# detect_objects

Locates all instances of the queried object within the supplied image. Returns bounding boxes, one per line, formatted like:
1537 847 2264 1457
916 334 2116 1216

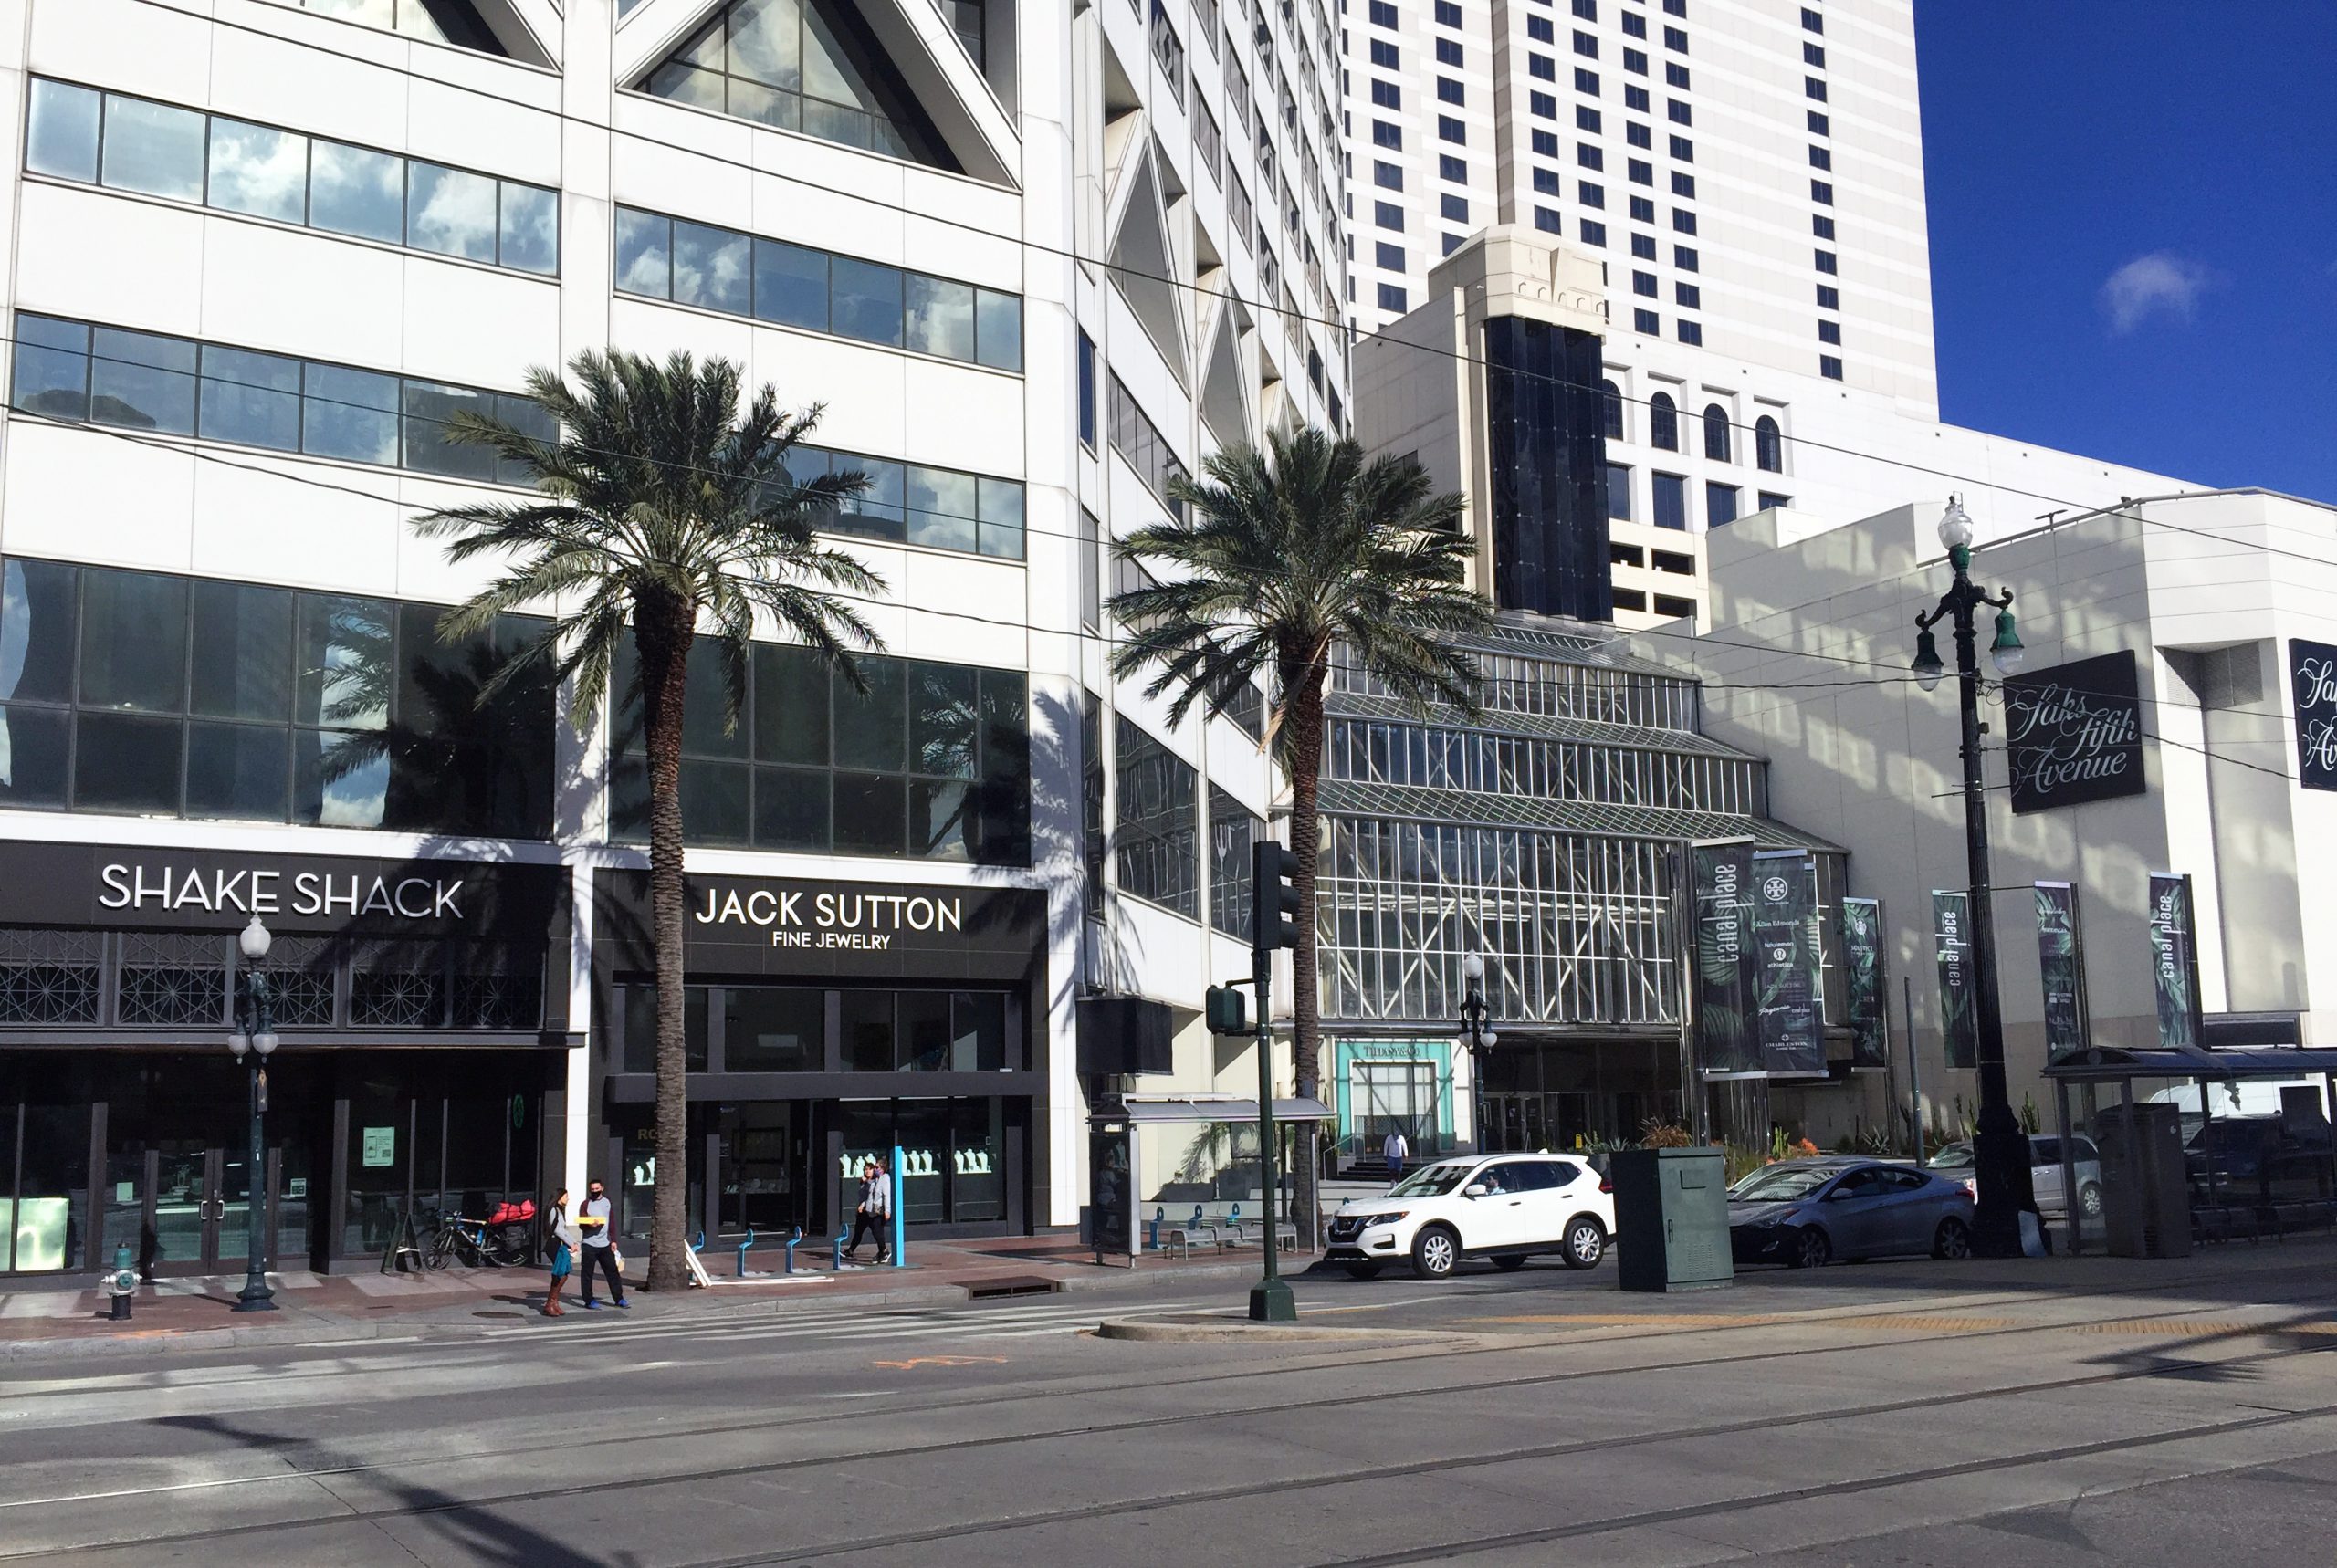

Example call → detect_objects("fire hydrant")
103 1241 138 1322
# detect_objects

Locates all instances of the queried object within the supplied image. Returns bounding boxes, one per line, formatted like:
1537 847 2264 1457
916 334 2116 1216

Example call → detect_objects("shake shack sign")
593 870 1043 982
2002 650 2146 813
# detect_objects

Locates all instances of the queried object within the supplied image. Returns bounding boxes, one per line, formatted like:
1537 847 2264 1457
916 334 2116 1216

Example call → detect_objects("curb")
1095 1314 1458 1343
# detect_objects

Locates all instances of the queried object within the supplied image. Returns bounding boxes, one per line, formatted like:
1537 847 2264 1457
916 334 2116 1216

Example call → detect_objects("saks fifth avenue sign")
2002 650 2148 814
2289 639 2337 790
695 884 964 952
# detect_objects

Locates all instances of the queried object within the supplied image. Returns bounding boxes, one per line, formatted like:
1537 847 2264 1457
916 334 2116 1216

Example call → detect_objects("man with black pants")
576 1178 629 1309
842 1157 892 1264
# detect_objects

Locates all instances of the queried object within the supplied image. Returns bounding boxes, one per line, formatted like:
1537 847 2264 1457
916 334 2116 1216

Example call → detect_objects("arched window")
1649 392 1678 451
1600 380 1624 440
1755 415 1784 473
1703 404 1731 463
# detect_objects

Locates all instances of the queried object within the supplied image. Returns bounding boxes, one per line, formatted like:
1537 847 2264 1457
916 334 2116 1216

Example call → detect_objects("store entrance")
101 1059 314 1279
147 1143 255 1274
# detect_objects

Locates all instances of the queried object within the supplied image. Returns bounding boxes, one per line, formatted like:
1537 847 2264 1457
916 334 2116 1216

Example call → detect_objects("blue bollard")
891 1145 907 1268
736 1228 756 1278
783 1227 802 1274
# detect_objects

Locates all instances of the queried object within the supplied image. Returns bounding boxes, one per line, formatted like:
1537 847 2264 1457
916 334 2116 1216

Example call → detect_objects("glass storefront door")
717 1103 809 1236
145 1142 257 1274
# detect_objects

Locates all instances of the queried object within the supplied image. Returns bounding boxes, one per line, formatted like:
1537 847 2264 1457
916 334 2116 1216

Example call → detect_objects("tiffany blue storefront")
1333 1038 1462 1160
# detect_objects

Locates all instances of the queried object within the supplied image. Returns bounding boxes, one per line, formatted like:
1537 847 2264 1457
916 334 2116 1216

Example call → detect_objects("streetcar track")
8 1289 2335 1559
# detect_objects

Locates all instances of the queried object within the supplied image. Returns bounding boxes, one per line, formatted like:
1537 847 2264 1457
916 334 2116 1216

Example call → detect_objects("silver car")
1729 1158 1977 1269
1926 1134 2102 1219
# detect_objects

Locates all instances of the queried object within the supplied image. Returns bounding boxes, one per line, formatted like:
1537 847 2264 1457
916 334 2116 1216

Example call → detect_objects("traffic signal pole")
1250 839 1302 1323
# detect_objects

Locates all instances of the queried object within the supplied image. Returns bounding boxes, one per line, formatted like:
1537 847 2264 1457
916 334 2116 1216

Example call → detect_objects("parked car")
1729 1158 1975 1269
1926 1134 2102 1218
1325 1154 1617 1280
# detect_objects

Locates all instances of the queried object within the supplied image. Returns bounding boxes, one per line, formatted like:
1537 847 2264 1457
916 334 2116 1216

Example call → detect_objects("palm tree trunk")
638 595 696 1293
1284 657 1327 1239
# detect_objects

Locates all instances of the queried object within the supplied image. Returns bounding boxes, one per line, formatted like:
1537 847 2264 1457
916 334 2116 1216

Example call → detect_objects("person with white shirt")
842 1156 893 1264
574 1178 628 1310
1383 1126 1410 1181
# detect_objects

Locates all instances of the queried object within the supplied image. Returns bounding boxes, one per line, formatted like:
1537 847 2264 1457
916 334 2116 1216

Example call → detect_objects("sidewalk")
0 1233 1290 1362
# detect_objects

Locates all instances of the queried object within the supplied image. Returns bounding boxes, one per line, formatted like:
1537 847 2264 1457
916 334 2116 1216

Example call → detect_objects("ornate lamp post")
1910 496 2037 1258
1459 953 1500 1153
227 915 280 1312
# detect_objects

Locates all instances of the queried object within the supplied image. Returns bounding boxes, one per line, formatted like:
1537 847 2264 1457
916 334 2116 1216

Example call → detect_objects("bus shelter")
2042 1043 2337 1255
1090 1094 1333 1259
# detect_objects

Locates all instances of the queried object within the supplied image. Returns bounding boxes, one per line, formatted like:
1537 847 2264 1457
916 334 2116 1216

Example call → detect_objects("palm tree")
414 349 883 1291
1106 426 1493 1100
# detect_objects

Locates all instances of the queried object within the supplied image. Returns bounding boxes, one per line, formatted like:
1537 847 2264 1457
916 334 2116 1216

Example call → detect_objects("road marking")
1476 1312 1788 1327
870 1354 1009 1370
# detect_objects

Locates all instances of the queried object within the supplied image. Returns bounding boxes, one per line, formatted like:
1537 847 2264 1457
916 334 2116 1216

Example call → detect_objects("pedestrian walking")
542 1188 581 1318
841 1156 892 1264
1383 1125 1410 1181
575 1177 629 1309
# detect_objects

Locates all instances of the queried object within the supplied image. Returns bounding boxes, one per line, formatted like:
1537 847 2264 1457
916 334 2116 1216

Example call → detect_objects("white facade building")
0 0 1347 1281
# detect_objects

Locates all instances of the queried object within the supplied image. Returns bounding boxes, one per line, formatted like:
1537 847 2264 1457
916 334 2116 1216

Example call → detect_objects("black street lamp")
228 915 280 1312
1459 954 1500 1153
1910 496 2038 1258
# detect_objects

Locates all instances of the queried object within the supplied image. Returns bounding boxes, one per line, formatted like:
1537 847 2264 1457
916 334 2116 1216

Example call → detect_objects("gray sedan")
1728 1158 1976 1269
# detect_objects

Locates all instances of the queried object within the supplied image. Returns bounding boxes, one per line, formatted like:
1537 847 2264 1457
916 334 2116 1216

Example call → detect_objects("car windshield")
1730 1165 1841 1202
1387 1163 1474 1198
1925 1142 1976 1169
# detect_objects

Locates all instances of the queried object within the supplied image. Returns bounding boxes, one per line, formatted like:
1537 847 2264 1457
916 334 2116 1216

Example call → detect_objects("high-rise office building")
0 0 1344 1281
1340 0 2185 629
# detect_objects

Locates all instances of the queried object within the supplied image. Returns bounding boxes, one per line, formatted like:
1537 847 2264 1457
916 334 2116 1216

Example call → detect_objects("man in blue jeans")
842 1157 893 1264
575 1178 629 1309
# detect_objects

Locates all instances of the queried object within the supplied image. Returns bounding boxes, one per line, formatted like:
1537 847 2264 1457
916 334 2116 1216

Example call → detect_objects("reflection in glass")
975 289 1023 371
0 705 68 807
1 559 79 704
296 728 390 826
753 768 830 849
681 759 752 845
497 183 560 275
79 570 188 713
753 643 829 765
404 162 499 261
614 208 673 298
11 315 91 422
907 465 977 553
753 237 828 330
206 119 309 223
198 346 302 450
26 79 100 182
725 986 822 1071
976 477 1024 559
89 328 196 434
910 663 979 777
301 363 402 465
75 711 183 812
833 657 907 770
903 274 975 361
190 580 294 719
830 257 903 346
100 97 205 200
296 595 393 730
910 779 970 861
674 220 753 314
309 140 406 244
621 985 710 1073
186 722 291 821
402 381 498 480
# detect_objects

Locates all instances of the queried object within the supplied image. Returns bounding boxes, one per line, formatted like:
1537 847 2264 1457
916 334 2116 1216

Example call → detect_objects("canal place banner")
2001 650 2147 814
2289 639 2337 790
1932 891 1977 1071
1840 896 1888 1071
2034 882 2089 1062
1692 840 1759 1076
1752 850 1824 1077
2147 873 2204 1051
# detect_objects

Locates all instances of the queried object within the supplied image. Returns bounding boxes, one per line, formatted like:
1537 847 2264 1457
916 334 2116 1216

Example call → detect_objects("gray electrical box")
1611 1145 1734 1292
2096 1102 2191 1259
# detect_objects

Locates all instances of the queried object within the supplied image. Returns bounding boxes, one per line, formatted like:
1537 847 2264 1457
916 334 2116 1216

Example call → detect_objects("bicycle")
421 1205 537 1270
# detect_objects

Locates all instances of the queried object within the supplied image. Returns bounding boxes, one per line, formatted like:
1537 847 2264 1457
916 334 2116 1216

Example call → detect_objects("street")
5 1246 2337 1566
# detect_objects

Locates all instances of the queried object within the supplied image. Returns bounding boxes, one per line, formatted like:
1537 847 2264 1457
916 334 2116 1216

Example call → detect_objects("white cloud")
2099 252 2212 334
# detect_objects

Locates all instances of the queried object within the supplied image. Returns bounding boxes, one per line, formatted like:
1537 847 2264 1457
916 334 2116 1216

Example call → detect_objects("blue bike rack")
832 1229 846 1270
735 1228 757 1278
783 1227 802 1274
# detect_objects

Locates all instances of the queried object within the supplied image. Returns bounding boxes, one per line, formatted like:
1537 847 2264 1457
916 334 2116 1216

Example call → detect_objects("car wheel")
1342 1262 1384 1281
1933 1217 1973 1260
1410 1224 1460 1281
1560 1217 1607 1270
1789 1226 1831 1270
2079 1182 2103 1218
1493 1253 1529 1271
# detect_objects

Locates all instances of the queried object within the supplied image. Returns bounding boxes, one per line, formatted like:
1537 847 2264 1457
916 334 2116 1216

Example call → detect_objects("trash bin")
1611 1145 1733 1292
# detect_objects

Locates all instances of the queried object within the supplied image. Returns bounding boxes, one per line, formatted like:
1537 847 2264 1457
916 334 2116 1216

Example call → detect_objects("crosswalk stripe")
475 1298 1200 1348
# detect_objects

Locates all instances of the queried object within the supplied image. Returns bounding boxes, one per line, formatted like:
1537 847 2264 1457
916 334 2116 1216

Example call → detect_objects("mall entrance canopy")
2042 1039 2337 1254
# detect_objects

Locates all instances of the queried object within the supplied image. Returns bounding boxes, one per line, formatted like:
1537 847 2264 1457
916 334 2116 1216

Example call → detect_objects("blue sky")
1914 0 2337 504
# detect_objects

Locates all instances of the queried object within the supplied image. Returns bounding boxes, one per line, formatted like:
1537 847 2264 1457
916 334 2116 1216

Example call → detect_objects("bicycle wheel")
424 1226 458 1271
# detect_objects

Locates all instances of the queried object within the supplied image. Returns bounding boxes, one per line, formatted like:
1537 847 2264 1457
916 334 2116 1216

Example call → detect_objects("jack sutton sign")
2290 639 2337 790
2002 651 2147 814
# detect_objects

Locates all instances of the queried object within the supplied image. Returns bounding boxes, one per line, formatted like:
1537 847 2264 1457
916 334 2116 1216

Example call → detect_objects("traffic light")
1252 841 1304 953
1205 985 1248 1035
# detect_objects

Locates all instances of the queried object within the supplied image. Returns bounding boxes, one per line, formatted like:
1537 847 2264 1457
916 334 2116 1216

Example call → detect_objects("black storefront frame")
0 843 579 1281
588 870 1051 1243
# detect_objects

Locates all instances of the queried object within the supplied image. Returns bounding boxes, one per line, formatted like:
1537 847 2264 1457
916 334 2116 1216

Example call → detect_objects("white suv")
1326 1155 1617 1280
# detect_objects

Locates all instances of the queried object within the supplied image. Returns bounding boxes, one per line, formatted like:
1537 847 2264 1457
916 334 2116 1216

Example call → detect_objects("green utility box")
1611 1145 1734 1292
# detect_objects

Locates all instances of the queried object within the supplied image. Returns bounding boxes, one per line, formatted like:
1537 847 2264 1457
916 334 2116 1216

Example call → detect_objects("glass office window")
1115 715 1199 918
25 79 100 183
